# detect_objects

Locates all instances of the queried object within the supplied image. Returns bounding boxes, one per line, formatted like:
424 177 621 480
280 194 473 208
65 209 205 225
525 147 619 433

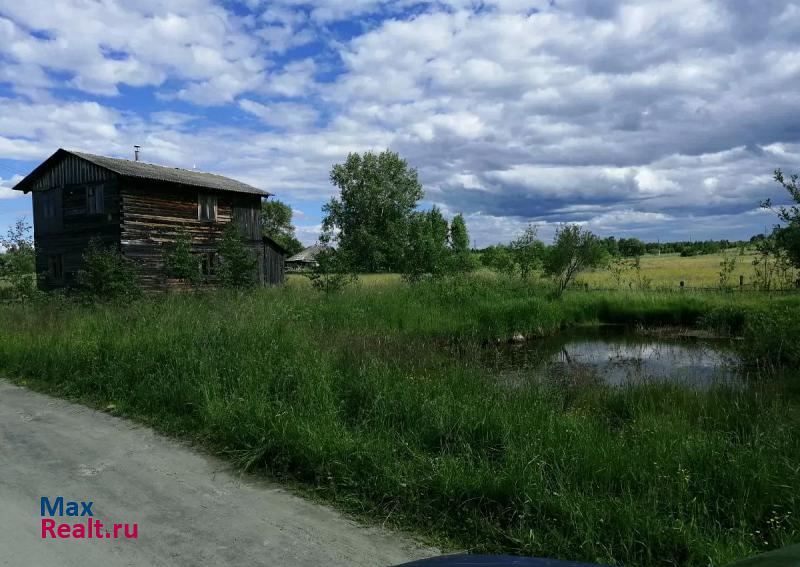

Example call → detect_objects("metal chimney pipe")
134 145 141 162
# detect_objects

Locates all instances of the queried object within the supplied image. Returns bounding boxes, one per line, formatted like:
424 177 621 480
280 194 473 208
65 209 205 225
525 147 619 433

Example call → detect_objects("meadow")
578 250 761 289
1 274 799 567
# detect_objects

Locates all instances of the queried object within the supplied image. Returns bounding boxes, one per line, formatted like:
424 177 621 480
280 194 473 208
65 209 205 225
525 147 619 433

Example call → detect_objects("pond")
483 326 748 389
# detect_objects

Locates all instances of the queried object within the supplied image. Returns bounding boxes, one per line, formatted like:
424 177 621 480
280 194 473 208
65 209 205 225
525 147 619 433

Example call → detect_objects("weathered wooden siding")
30 155 121 289
119 180 265 291
264 240 285 285
28 154 112 191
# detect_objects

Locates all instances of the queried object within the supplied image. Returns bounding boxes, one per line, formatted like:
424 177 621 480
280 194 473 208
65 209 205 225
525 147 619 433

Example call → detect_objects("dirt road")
0 380 435 567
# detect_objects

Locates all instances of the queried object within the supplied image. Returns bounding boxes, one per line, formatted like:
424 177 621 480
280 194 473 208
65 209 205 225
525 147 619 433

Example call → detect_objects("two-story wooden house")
13 148 285 291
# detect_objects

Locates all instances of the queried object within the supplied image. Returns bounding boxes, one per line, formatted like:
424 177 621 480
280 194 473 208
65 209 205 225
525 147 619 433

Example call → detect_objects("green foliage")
0 218 36 301
305 247 357 293
401 207 450 282
76 238 141 300
449 214 469 253
762 169 800 269
218 222 258 289
544 224 606 296
718 254 738 291
618 237 646 257
606 256 651 289
261 199 303 256
162 229 200 284
2 285 800 567
480 245 516 275
751 235 796 291
323 150 423 272
510 225 546 279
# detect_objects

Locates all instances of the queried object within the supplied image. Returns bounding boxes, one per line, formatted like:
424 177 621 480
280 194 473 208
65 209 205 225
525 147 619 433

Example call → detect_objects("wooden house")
13 148 285 291
285 244 328 272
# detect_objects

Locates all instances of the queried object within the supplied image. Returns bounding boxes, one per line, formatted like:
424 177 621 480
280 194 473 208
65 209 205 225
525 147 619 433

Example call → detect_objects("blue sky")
1 0 799 246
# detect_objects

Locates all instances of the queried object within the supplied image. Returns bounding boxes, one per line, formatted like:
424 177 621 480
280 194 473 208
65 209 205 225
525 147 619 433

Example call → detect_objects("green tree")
305 247 357 293
510 225 546 279
449 214 469 253
162 229 200 284
322 150 423 272
763 169 800 268
76 239 141 300
543 224 606 297
401 207 450 282
261 199 303 256
618 238 646 258
0 218 36 300
447 213 476 274
219 222 258 289
481 245 515 275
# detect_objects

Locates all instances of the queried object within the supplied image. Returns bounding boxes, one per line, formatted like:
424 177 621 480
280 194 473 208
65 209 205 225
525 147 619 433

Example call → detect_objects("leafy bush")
305 247 357 293
76 238 141 300
0 218 36 301
218 223 258 289
162 229 200 284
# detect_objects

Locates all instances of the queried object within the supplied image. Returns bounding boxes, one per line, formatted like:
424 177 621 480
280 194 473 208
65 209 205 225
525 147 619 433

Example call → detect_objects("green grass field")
578 251 762 289
288 250 777 290
1 277 799 567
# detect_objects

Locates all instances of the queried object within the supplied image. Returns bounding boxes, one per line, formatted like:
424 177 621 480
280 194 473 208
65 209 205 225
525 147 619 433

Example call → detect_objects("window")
42 190 57 219
198 194 217 221
48 254 63 281
86 185 104 214
200 252 218 276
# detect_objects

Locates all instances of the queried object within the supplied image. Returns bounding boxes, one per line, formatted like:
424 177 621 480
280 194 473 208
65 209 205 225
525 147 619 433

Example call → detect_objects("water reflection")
484 327 744 389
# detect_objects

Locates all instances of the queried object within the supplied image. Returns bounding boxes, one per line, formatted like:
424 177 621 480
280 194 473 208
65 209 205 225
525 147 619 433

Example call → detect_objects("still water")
483 326 745 389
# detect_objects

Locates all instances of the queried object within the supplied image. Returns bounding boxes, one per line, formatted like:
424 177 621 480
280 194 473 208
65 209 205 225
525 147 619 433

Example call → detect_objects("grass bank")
1 277 799 567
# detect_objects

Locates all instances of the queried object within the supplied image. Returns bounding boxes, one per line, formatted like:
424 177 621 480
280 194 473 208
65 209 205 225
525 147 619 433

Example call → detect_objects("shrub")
305 248 357 293
76 238 141 300
218 223 258 289
162 229 200 284
0 218 37 301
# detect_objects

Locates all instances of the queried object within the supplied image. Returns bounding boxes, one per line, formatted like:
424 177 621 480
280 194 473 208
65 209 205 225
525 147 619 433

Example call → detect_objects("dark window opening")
48 254 63 281
86 185 104 214
42 190 58 219
200 252 218 276
198 194 217 221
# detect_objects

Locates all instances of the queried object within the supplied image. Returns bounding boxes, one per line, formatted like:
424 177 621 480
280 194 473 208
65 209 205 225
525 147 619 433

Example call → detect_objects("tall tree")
261 199 303 256
511 224 546 279
763 169 800 268
0 218 36 300
543 224 606 297
401 206 450 281
450 214 469 253
322 150 423 272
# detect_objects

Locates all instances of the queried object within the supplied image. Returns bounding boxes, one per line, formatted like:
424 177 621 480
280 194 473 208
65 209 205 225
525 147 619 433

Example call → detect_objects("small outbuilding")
286 244 327 272
14 148 285 291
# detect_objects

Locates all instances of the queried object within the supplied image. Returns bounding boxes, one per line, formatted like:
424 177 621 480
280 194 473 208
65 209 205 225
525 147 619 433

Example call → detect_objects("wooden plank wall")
263 241 285 285
30 155 120 289
119 180 266 291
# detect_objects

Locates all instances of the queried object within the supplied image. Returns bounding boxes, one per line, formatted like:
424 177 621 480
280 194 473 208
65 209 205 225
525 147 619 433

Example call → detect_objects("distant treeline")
479 235 763 259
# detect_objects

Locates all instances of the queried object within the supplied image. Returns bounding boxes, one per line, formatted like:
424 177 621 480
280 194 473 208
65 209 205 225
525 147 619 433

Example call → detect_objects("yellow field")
578 250 762 289
287 251 767 290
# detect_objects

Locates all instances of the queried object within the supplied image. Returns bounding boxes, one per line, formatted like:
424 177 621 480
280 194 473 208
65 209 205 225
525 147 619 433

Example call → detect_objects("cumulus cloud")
0 175 24 199
0 0 799 245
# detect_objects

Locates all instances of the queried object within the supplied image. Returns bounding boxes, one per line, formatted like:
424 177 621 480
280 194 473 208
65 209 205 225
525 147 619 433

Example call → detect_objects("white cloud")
1 0 799 246
0 175 24 199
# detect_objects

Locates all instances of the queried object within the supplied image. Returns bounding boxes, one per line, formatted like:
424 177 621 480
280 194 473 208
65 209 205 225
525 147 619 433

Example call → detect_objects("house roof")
14 148 271 196
263 235 288 255
287 244 328 263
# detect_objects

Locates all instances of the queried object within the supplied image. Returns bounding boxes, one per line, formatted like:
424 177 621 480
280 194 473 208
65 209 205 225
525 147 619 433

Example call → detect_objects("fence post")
739 275 744 288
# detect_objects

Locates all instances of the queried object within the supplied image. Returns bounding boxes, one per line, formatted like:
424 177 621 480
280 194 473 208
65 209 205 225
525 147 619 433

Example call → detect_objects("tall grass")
1 278 799 566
